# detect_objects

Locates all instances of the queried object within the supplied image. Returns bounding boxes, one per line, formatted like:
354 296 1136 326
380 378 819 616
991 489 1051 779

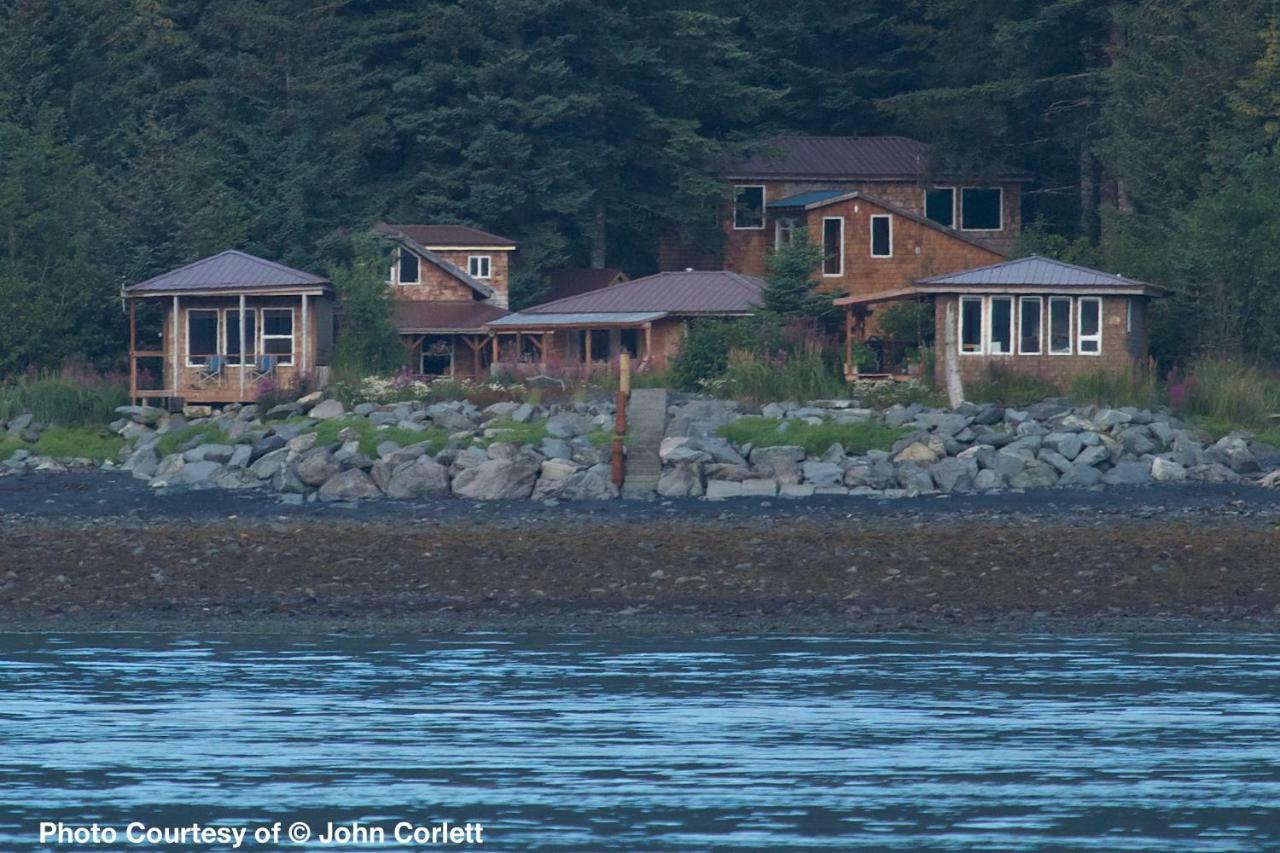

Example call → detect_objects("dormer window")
468 255 492 279
398 250 420 283
961 188 1003 231
733 185 765 230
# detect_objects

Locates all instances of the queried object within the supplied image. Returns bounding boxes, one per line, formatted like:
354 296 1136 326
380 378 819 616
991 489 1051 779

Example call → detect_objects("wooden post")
238 293 246 399
491 334 499 365
128 299 137 403
944 299 964 407
612 350 630 488
844 307 854 375
301 293 309 377
619 351 631 396
171 295 179 395
584 328 592 366
643 323 652 364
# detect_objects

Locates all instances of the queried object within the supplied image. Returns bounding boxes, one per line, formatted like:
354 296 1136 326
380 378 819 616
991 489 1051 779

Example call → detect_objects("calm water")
2 633 1280 851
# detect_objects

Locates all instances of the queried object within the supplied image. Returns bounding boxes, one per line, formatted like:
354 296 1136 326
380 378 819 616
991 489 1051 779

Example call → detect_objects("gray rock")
740 478 779 497
451 457 540 499
973 468 1006 491
893 441 938 464
1074 444 1112 468
1010 462 1059 489
801 460 843 487
761 402 786 419
1116 425 1156 456
657 462 704 498
1187 463 1243 483
177 460 222 486
779 483 816 499
991 449 1030 479
1151 457 1187 482
539 437 574 460
511 402 535 423
929 457 977 493
705 463 755 482
1094 408 1133 430
545 413 594 438
249 448 289 479
699 437 748 466
704 480 743 500
1038 449 1075 475
555 464 619 501
295 449 342 486
317 468 381 502
385 456 450 499
185 443 235 464
1206 435 1259 474
895 462 935 492
749 445 806 484
844 459 898 490
263 403 300 421
226 445 253 470
1043 432 1083 461
1057 463 1103 487
250 435 287 463
113 405 165 425
308 399 345 420
1102 460 1153 485
122 445 160 479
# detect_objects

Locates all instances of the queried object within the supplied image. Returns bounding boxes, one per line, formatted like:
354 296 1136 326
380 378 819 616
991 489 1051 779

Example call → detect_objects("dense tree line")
1 0 1278 375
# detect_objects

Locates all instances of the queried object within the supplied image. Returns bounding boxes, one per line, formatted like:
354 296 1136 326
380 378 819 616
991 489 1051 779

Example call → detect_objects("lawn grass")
305 416 451 456
478 418 549 447
717 416 907 456
1 426 125 461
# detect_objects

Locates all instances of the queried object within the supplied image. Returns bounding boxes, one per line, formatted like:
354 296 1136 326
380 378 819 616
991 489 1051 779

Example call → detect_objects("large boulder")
176 460 222 486
1057 463 1103 487
249 448 289 479
749 445 805 484
317 468 382 502
1151 456 1187 482
801 460 842 487
295 449 342 486
385 456 450 499
308 399 346 420
929 457 977 493
1042 432 1083 461
1102 460 1153 485
893 441 938 464
1204 435 1259 474
1009 462 1059 489
451 457 540 499
657 463 704 498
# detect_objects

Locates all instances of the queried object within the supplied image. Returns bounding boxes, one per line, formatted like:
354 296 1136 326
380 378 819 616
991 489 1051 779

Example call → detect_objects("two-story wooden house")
374 223 516 376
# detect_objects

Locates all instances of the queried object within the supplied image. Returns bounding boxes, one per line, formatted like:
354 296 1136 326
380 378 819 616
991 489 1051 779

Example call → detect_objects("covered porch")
834 288 927 382
484 312 664 378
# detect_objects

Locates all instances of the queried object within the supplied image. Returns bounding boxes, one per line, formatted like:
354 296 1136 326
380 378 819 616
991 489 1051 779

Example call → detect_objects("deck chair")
198 355 225 385
251 354 277 382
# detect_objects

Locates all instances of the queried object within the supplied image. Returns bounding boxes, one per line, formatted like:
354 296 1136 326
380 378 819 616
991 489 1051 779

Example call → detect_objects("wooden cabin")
124 251 334 405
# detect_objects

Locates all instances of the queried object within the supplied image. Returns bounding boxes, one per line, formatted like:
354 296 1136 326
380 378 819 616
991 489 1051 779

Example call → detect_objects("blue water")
2 634 1279 851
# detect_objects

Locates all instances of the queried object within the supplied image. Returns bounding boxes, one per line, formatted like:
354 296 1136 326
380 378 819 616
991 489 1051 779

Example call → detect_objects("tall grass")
0 368 128 427
1070 361 1164 408
964 365 1060 407
723 346 846 402
1179 357 1280 432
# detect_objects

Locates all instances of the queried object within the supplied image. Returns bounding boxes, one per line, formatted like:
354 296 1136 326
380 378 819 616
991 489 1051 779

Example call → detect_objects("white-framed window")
223 308 259 366
822 217 843 276
959 296 984 355
774 217 798 249
1077 297 1102 355
961 187 1003 231
1018 296 1042 355
924 187 955 227
870 214 892 258
733 185 766 229
186 310 220 367
468 255 492 279
261 308 295 365
1048 296 1073 355
988 296 1013 355
398 249 420 284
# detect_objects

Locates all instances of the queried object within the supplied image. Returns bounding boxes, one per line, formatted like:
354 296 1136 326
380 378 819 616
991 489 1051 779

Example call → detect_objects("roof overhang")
833 288 921 307
912 284 1165 297
424 244 517 252
124 286 330 299
488 311 669 330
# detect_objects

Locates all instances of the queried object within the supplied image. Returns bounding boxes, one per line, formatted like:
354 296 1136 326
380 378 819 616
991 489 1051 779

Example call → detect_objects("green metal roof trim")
767 189 850 208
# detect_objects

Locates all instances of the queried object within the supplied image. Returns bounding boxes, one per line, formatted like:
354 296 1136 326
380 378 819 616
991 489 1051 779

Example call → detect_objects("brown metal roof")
375 222 516 248
392 300 510 333
521 270 763 315
546 267 628 302
126 250 329 294
917 255 1163 291
721 135 1033 182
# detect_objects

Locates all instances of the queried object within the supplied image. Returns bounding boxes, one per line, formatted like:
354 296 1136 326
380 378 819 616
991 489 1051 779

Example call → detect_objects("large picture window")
1048 297 1072 355
870 215 892 258
925 188 955 227
1078 297 1102 355
186 310 219 366
989 296 1013 355
960 296 984 355
261 309 294 365
961 187 1003 231
224 309 258 366
1018 296 1042 355
733 185 765 229
822 217 843 276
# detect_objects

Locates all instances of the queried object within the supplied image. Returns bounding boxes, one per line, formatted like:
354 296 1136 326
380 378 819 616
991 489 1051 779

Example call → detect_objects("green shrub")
853 379 947 409
1 426 125 461
670 317 763 391
478 417 548 447
717 416 906 455
875 300 934 347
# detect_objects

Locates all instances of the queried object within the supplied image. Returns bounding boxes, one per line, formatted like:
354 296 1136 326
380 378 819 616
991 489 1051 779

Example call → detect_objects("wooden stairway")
621 388 668 498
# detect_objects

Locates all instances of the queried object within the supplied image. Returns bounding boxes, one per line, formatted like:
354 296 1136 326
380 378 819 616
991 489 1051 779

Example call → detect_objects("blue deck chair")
198 355 225 385
251 354 277 382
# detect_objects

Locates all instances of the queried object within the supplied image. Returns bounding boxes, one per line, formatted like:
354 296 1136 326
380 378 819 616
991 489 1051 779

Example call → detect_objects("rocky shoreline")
1 470 1279 634
4 391 1279 504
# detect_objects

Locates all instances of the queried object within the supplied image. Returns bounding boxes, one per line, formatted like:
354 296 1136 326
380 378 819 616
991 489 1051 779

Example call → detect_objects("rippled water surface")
2 633 1280 850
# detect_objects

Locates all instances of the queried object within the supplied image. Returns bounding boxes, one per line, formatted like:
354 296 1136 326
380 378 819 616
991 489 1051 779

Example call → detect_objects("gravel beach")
2 472 1280 634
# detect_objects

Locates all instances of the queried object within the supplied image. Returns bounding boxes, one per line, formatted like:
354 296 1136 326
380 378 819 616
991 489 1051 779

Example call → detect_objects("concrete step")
622 388 668 497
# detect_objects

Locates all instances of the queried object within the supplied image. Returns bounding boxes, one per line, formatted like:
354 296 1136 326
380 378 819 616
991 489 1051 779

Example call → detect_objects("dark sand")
2 471 1279 633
